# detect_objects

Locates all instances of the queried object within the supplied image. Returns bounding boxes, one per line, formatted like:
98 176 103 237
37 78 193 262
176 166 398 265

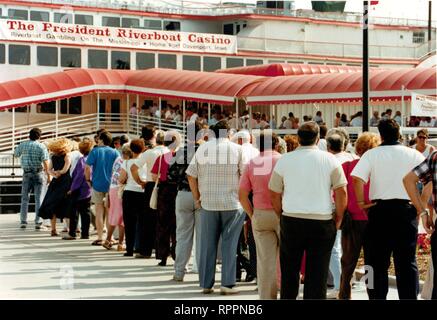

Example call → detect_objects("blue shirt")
14 140 49 171
86 146 120 193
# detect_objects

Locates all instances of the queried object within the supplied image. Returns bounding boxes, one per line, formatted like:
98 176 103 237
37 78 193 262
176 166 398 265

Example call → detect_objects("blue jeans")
20 171 44 225
198 208 245 289
329 230 342 290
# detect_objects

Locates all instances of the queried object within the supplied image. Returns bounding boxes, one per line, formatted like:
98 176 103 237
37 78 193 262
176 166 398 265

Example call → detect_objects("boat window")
413 31 425 44
226 57 244 68
9 45 30 65
37 101 56 114
158 54 177 69
164 21 180 31
111 51 130 69
61 48 81 67
88 49 108 69
75 14 93 25
69 97 82 114
122 17 140 28
223 23 233 35
183 55 201 71
54 12 73 24
0 44 4 64
102 16 120 27
30 11 49 22
61 97 82 114
37 46 58 67
8 9 28 20
144 19 162 30
136 52 155 70
15 106 30 113
246 59 264 66
203 56 221 72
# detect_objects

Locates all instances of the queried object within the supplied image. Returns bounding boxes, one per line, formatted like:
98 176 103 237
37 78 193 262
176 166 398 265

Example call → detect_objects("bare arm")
85 164 92 189
43 159 51 183
130 164 145 187
239 189 253 219
333 186 347 230
118 168 127 185
270 190 282 219
187 175 201 209
403 172 434 234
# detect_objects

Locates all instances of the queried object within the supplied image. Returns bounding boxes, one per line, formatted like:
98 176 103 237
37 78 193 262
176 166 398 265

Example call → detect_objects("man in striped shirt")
14 128 50 229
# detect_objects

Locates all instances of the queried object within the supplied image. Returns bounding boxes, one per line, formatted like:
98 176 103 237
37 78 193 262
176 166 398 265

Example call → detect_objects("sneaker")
220 286 239 295
62 235 76 240
123 252 133 257
202 288 214 294
35 224 47 231
172 274 184 282
135 253 150 259
326 289 339 300
20 223 27 229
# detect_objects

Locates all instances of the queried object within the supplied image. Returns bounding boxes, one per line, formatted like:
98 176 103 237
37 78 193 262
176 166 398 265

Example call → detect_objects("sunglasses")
417 136 427 139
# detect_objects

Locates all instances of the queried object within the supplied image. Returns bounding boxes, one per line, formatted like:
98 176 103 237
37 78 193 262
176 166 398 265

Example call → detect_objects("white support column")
269 104 273 129
12 107 15 152
55 99 59 138
136 94 140 136
96 93 100 131
158 97 162 130
235 99 239 130
126 94 130 134
401 85 406 127
249 104 252 132
182 100 186 138
208 103 211 123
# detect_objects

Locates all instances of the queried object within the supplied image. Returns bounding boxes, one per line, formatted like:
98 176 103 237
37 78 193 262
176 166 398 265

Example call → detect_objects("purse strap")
154 152 163 188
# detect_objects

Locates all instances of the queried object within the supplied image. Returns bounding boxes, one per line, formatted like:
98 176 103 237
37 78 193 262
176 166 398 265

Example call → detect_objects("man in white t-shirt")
269 122 347 300
351 119 425 300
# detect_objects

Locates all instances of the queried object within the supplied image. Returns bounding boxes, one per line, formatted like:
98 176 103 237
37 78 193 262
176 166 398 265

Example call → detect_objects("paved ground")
0 213 400 300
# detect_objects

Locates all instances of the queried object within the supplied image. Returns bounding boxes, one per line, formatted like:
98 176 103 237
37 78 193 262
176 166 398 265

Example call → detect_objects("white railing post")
182 100 186 138
401 85 406 127
55 99 59 138
159 97 162 130
208 102 211 124
12 107 15 152
126 94 130 134
235 98 239 130
136 94 140 136
96 93 100 131
249 104 252 132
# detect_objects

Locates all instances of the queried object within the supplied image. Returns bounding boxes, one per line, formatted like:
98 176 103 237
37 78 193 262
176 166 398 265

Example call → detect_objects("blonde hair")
48 138 72 156
121 143 133 159
70 140 79 152
355 132 381 157
79 140 93 156
283 134 299 152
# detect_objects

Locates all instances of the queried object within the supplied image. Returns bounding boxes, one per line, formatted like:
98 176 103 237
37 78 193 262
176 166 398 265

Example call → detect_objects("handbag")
149 154 162 210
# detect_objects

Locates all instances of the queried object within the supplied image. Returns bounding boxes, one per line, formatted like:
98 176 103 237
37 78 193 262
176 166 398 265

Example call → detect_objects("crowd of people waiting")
14 115 437 300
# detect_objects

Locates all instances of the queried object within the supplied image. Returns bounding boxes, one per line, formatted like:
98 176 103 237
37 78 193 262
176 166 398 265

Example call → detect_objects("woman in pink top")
239 132 281 299
339 132 381 299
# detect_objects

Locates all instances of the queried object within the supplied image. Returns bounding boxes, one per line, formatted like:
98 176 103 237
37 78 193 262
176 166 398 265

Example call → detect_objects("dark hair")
111 136 121 148
319 125 328 139
297 122 319 146
130 139 145 154
212 120 230 139
378 119 400 143
257 132 279 152
341 114 348 122
326 134 344 153
29 128 42 141
96 128 107 135
288 112 294 118
141 124 156 141
316 111 322 116
71 136 81 143
416 129 429 138
99 131 112 146
119 134 129 145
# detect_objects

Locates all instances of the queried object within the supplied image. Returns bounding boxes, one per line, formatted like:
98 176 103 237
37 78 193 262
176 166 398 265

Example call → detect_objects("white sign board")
0 20 237 54
411 92 437 117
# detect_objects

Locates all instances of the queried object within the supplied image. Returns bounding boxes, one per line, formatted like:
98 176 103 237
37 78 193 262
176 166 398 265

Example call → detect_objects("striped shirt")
413 150 437 211
14 140 49 171
186 138 244 211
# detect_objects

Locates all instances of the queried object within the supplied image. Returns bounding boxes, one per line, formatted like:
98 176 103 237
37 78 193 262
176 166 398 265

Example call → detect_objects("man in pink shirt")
239 132 281 299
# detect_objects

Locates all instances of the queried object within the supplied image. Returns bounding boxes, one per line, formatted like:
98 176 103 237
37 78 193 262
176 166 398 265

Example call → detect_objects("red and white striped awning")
240 67 436 105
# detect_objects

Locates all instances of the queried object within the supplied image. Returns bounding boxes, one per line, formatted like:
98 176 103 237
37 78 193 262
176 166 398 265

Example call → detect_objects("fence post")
96 93 100 131
126 94 130 135
159 97 162 130
55 99 59 138
136 94 140 136
12 107 15 153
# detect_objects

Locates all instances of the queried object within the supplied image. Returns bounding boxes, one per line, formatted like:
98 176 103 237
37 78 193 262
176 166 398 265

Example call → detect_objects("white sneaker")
326 289 339 299
220 286 239 295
